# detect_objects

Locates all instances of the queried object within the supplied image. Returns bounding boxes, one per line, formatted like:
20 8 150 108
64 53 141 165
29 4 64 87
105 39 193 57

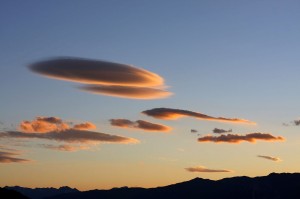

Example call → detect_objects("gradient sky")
1 0 300 190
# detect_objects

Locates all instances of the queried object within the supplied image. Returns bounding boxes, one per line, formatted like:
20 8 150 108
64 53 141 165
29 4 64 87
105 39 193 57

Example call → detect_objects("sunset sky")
1 0 300 190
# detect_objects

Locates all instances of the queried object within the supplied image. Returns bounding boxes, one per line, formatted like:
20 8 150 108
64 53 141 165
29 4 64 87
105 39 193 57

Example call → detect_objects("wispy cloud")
0 151 31 163
198 133 284 143
185 166 232 173
110 119 171 132
41 144 90 152
142 108 255 124
213 128 232 134
29 57 172 99
257 155 282 162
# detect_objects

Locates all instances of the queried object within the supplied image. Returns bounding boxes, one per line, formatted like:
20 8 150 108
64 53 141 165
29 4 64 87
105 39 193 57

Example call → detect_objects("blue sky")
1 0 300 190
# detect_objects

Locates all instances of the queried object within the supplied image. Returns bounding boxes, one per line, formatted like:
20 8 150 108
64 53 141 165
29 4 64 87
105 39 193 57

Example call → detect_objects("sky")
1 0 300 191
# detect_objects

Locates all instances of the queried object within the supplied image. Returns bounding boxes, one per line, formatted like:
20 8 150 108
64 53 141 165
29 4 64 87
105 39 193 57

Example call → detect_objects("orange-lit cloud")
1 129 138 144
110 119 171 132
213 128 232 134
19 116 69 133
0 151 30 163
142 108 255 124
41 144 90 152
29 57 172 100
257 155 282 162
185 166 232 173
198 133 284 143
73 122 96 130
19 116 97 133
80 85 172 100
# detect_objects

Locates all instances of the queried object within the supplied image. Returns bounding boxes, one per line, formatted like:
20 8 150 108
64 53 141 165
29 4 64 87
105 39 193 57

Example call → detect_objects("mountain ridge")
4 172 300 199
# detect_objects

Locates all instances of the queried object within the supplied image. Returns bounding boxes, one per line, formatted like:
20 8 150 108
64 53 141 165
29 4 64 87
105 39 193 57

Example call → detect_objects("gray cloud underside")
198 133 284 143
0 129 138 144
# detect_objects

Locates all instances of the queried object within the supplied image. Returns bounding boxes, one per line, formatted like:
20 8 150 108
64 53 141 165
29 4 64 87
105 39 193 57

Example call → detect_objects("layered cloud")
80 85 172 99
0 116 138 156
1 129 138 144
110 119 171 132
198 133 284 143
257 155 282 162
185 166 231 173
213 128 232 134
142 108 255 124
0 151 30 163
29 57 172 99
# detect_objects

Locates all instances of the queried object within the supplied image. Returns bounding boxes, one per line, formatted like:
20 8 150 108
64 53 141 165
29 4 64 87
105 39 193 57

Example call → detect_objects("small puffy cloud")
213 128 232 134
29 57 172 100
185 166 232 173
41 144 90 152
1 129 138 144
110 119 171 132
142 108 255 124
73 122 96 130
19 116 69 133
198 133 284 143
80 85 172 100
257 155 282 162
293 120 300 126
0 151 30 163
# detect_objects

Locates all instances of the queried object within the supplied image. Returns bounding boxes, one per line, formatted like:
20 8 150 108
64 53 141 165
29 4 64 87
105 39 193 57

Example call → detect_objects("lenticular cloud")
29 57 172 99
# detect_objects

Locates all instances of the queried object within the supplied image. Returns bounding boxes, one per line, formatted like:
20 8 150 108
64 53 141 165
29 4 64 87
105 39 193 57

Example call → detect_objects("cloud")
29 57 172 100
0 129 138 144
257 155 282 162
73 122 96 130
198 133 284 143
0 151 30 163
293 120 300 126
80 85 172 100
19 116 69 133
191 129 198 133
41 144 90 152
142 108 255 124
110 119 171 132
213 128 232 134
185 166 232 173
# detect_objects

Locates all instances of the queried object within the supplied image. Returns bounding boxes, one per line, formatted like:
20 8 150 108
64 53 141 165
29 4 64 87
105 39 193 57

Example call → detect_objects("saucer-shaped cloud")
29 58 164 87
185 166 231 173
80 85 172 99
0 129 138 144
29 57 171 100
257 155 282 162
0 151 30 163
110 119 171 132
142 108 255 124
198 133 284 143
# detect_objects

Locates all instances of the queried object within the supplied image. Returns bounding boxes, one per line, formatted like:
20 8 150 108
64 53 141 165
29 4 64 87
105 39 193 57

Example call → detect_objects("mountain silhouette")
4 173 300 199
5 186 78 199
0 187 29 199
